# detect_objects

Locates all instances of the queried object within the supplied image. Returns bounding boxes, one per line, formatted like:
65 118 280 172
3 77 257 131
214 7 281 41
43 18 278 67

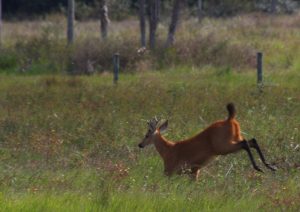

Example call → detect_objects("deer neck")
153 133 173 159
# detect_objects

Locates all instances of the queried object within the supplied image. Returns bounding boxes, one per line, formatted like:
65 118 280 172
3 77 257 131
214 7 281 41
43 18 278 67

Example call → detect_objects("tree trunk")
197 0 203 22
67 0 75 44
165 0 181 48
0 0 2 46
270 0 277 13
139 0 146 47
148 0 160 49
100 0 109 40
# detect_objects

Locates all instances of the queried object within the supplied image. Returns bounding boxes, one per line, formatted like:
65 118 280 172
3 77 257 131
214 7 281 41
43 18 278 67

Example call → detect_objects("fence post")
113 53 120 84
257 52 263 85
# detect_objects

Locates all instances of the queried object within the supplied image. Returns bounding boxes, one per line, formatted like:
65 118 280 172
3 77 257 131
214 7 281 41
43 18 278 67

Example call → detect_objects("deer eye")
145 131 151 138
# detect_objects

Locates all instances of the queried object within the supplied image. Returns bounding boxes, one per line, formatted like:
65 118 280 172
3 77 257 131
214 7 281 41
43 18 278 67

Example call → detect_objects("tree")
271 0 278 13
165 0 181 47
99 0 109 40
148 0 160 49
67 0 75 44
0 0 2 46
197 0 203 21
139 0 146 47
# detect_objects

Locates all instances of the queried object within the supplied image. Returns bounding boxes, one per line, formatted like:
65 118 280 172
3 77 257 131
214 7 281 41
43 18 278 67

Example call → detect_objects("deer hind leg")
220 140 262 172
190 166 200 181
248 138 277 171
164 168 173 177
239 140 263 172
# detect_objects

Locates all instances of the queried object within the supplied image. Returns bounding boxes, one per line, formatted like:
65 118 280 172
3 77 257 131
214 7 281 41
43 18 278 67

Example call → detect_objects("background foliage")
3 0 300 19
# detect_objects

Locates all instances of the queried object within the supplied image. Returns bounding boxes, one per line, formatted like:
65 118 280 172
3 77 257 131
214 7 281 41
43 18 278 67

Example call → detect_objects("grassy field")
0 12 300 211
0 67 299 211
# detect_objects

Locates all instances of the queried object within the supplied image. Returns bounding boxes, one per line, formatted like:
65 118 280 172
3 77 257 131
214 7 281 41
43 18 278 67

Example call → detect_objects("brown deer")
138 103 276 180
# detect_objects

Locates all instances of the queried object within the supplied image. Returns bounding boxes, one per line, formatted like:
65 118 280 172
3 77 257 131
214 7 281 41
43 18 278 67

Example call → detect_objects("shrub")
154 33 255 70
3 32 254 75
13 27 69 74
72 37 142 74
0 49 18 71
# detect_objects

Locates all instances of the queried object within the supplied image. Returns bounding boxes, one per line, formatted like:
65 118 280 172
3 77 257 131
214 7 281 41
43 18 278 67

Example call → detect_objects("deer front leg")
163 160 177 176
248 138 277 171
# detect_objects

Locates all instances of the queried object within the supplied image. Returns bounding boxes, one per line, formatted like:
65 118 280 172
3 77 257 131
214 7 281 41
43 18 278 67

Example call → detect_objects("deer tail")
226 103 236 120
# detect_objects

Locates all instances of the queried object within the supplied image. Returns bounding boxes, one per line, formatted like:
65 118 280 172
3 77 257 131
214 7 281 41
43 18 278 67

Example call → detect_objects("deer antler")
148 117 160 131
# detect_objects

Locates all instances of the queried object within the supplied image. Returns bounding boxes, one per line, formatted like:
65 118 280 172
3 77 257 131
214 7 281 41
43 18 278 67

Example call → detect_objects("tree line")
64 0 185 48
63 0 298 50
2 0 299 52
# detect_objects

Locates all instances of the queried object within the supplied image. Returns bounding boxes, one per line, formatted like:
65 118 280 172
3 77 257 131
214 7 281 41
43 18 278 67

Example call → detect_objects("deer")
138 103 276 180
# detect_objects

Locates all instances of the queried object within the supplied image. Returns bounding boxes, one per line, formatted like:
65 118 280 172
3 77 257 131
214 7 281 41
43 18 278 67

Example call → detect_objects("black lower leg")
248 138 277 171
241 140 263 172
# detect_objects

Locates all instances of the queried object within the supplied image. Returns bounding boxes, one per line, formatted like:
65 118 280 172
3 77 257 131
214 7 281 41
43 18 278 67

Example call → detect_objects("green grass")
0 68 299 211
0 191 267 211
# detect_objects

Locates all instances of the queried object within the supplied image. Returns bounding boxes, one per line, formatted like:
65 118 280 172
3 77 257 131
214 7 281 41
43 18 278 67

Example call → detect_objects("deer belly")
180 154 214 168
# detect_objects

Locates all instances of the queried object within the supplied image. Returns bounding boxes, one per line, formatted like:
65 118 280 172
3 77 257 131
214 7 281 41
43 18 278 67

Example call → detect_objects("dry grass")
1 13 300 74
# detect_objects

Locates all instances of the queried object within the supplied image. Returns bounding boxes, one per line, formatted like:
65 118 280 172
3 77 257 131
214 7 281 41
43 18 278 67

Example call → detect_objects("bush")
72 37 141 74
1 32 254 75
0 15 263 75
12 26 69 74
153 33 255 70
0 49 18 71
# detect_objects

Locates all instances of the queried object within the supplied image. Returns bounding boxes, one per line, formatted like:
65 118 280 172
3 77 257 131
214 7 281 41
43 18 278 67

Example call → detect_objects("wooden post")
257 52 263 85
113 53 120 84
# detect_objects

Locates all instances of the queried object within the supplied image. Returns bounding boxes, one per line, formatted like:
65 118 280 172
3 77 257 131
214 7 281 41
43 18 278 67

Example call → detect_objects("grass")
0 12 300 211
0 192 266 211
0 67 299 211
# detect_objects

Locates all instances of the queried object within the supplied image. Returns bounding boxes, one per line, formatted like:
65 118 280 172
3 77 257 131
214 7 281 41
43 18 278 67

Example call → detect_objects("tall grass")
0 69 299 210
1 13 300 74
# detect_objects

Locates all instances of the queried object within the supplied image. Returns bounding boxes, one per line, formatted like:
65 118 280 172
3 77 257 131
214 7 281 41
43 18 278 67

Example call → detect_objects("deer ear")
158 120 168 133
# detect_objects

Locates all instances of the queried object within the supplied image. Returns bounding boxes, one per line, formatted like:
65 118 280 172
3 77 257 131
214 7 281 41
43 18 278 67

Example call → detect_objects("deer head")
138 117 168 148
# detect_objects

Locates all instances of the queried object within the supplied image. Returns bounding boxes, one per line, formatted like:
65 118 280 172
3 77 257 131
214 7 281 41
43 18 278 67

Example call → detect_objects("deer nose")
138 143 144 148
